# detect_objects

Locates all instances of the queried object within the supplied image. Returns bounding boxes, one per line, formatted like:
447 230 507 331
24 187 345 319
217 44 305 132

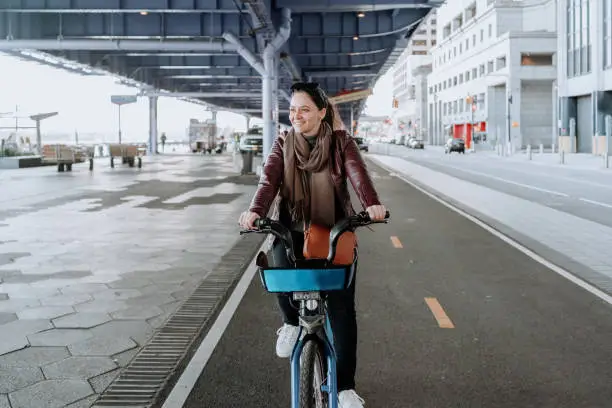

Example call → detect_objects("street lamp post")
110 95 138 144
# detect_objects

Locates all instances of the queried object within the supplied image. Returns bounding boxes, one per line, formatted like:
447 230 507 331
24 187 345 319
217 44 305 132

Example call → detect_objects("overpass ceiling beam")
159 66 261 76
0 39 238 52
274 0 432 12
133 54 244 67
141 92 262 98
1 12 255 39
305 69 376 77
291 9 429 39
0 0 243 13
279 52 302 82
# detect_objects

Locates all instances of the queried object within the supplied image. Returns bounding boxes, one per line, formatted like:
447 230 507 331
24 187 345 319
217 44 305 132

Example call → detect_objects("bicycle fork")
290 317 338 408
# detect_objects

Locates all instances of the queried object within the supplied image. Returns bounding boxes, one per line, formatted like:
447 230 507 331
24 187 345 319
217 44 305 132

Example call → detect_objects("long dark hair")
290 82 344 131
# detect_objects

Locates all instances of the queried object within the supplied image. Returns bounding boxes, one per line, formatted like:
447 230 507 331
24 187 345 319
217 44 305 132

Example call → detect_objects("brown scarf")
282 122 336 228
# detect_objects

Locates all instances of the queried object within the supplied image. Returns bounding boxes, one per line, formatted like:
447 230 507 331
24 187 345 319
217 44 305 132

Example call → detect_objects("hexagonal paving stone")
74 300 128 313
0 394 9 408
90 320 154 346
0 312 17 325
52 313 111 329
42 356 117 380
93 289 143 301
68 335 137 357
40 293 92 306
17 306 74 320
65 395 98 408
8 379 93 408
0 367 44 393
110 305 163 320
3 319 54 337
28 329 93 347
0 336 28 357
0 347 70 367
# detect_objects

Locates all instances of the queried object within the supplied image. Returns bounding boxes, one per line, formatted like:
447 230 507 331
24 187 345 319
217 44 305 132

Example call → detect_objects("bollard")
560 149 565 164
527 145 532 160
604 153 609 169
539 144 544 154
552 143 555 154
241 150 254 175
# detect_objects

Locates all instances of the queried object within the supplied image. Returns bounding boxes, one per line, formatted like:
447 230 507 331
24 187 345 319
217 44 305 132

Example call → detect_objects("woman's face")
289 91 326 136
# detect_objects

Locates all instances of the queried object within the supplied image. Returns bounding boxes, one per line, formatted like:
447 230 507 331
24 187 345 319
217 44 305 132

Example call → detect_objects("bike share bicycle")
241 210 390 408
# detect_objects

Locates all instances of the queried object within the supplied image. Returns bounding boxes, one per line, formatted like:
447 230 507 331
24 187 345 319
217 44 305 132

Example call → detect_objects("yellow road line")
424 297 455 329
390 236 403 248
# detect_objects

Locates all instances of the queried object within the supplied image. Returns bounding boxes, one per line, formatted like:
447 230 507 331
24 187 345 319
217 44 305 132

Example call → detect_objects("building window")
480 29 484 41
567 0 591 77
466 38 469 50
496 56 507 70
479 64 485 75
605 0 612 68
473 34 476 46
521 53 553 65
487 60 494 73
412 50 428 55
472 68 478 78
413 40 427 46
432 40 437 46
488 24 493 38
466 70 471 81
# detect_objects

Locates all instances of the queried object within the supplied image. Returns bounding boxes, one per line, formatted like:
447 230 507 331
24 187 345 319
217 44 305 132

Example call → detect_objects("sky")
0 52 393 142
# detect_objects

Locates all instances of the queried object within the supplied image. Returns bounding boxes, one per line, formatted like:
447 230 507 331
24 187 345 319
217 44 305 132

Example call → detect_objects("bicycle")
241 210 390 408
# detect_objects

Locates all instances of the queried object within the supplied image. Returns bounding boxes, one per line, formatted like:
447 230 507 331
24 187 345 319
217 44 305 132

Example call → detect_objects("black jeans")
270 231 358 392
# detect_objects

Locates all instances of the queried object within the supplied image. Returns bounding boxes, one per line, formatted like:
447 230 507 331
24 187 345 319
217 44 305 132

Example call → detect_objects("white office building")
391 9 437 141
557 0 612 154
427 0 557 150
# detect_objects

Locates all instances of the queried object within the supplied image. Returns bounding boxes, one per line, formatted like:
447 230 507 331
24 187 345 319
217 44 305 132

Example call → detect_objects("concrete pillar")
350 105 354 136
272 55 280 138
262 52 275 163
148 96 158 155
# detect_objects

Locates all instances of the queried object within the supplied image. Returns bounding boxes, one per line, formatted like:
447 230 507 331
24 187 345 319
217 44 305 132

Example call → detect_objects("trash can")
241 151 254 175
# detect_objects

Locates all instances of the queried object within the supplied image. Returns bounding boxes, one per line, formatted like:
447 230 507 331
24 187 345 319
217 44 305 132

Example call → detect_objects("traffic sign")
111 95 138 105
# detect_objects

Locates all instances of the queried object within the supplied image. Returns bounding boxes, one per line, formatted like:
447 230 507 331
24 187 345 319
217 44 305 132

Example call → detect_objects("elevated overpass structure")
0 0 440 156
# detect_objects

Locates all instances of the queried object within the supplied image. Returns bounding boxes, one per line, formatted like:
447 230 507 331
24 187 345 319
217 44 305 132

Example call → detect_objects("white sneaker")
338 389 365 408
275 324 300 358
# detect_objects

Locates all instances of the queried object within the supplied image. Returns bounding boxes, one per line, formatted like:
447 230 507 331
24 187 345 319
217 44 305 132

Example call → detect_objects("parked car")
410 139 425 149
354 137 369 152
239 132 263 155
445 138 465 154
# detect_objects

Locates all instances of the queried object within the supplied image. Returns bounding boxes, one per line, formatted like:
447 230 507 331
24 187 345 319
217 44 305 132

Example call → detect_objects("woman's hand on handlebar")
366 205 387 221
239 211 260 230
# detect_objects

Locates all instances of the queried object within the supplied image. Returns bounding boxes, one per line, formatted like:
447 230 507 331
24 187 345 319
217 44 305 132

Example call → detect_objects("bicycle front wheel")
299 338 328 408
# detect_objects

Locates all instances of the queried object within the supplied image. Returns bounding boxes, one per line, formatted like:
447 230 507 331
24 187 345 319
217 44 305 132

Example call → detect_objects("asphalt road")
182 159 612 408
386 145 612 229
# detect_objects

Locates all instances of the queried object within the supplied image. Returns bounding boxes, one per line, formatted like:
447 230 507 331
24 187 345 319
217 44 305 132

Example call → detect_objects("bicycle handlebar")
240 210 390 264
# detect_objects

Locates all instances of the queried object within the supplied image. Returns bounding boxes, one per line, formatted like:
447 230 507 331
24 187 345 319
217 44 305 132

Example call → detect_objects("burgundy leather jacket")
248 130 381 219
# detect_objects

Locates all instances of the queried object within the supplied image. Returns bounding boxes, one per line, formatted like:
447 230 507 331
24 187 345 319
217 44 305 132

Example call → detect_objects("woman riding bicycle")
239 81 386 408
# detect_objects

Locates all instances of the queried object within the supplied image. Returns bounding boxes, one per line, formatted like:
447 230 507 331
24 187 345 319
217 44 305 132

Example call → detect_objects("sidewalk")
368 153 612 296
0 153 259 407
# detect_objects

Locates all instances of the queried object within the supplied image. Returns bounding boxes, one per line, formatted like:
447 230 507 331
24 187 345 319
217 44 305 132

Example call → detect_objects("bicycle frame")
291 311 338 408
